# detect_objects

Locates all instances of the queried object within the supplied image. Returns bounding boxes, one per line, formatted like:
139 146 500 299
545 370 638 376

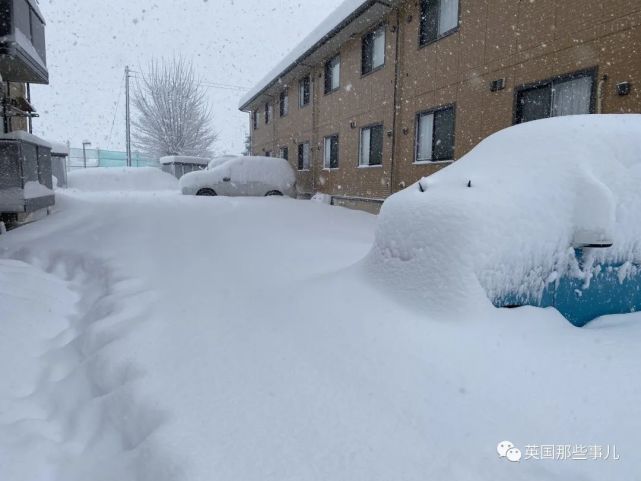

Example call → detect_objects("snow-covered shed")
160 156 209 179
0 131 54 220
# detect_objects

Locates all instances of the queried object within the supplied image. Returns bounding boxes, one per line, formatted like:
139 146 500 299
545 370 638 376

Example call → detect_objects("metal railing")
68 148 159 170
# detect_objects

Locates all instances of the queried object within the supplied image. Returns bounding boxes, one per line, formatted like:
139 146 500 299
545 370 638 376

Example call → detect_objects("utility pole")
82 141 91 169
125 65 132 167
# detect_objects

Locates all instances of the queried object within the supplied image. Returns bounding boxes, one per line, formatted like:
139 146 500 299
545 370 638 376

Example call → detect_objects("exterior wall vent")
490 78 506 92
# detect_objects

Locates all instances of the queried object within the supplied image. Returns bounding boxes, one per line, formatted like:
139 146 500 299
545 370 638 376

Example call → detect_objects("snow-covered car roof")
180 156 296 191
207 155 241 170
366 115 641 309
159 156 211 166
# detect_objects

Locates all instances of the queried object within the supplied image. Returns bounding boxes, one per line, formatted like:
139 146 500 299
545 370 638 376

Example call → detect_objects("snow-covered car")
179 156 297 197
366 115 641 327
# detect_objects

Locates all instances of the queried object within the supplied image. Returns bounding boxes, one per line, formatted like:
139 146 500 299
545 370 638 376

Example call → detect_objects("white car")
179 156 297 198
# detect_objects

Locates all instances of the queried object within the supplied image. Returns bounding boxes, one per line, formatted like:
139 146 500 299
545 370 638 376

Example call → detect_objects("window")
279 146 289 161
252 110 259 130
299 76 311 108
30 8 46 62
359 125 384 166
265 151 272 157
297 142 310 170
416 106 456 162
323 135 339 169
362 26 385 75
279 89 289 117
264 102 272 124
14 0 31 39
420 0 459 46
516 71 594 124
324 55 341 94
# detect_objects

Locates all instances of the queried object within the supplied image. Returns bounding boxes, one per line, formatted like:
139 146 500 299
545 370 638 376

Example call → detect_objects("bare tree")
132 57 217 158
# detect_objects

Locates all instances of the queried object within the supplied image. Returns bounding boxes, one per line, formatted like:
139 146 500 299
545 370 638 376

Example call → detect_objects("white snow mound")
68 167 178 192
365 115 641 311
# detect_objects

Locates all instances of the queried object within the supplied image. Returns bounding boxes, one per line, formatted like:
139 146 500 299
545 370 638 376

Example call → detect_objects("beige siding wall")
246 0 641 210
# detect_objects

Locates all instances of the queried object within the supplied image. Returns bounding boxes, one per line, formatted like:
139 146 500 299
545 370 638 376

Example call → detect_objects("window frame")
323 134 340 170
419 0 461 48
324 54 341 95
264 102 272 124
414 104 456 164
358 123 384 168
299 76 311 108
279 89 289 117
513 67 598 125
297 142 311 171
252 110 259 130
361 24 386 77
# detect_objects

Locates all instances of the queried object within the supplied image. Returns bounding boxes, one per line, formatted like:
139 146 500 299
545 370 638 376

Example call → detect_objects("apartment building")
239 0 641 212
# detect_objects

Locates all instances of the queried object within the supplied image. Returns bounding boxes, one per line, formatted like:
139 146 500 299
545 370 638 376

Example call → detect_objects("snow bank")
366 115 641 312
0 260 78 481
179 156 296 191
68 167 178 192
159 155 210 166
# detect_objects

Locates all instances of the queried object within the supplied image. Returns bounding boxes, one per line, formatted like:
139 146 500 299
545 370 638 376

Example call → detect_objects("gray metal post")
125 66 132 167
82 141 91 169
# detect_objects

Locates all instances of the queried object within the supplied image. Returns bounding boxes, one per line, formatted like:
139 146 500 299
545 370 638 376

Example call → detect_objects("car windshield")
2 1 641 480
207 156 237 170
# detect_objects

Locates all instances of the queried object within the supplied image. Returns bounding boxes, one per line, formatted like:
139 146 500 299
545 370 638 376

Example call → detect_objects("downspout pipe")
597 74 608 114
389 8 401 196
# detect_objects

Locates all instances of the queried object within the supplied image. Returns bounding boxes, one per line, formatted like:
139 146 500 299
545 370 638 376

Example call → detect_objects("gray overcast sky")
31 0 345 155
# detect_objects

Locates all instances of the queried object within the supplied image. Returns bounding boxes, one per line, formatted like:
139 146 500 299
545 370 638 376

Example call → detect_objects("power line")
107 71 126 150
128 72 249 92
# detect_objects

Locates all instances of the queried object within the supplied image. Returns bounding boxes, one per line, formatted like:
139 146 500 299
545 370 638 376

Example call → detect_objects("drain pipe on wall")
389 9 402 196
597 74 608 114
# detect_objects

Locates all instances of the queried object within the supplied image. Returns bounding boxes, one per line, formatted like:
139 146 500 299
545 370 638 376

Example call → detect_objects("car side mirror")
223 177 231 182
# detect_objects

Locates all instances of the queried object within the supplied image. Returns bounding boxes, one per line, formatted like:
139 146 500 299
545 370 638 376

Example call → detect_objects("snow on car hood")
180 156 296 190
365 115 641 312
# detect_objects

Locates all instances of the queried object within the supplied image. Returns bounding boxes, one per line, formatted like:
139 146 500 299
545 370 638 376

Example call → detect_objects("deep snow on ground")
1 170 640 481
67 167 178 192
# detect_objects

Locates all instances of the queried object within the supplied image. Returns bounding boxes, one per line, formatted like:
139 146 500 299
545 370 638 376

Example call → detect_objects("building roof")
238 0 396 111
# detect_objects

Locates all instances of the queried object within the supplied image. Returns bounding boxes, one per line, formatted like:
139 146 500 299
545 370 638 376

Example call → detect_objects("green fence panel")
68 148 159 169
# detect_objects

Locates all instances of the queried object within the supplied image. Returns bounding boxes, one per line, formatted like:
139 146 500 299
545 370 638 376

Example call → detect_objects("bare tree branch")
132 57 218 158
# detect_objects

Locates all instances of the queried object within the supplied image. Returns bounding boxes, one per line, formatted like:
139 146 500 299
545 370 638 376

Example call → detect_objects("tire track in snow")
1 249 183 481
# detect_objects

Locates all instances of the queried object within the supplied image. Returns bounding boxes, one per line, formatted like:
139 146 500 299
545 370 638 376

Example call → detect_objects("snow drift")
365 115 641 313
67 167 178 192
